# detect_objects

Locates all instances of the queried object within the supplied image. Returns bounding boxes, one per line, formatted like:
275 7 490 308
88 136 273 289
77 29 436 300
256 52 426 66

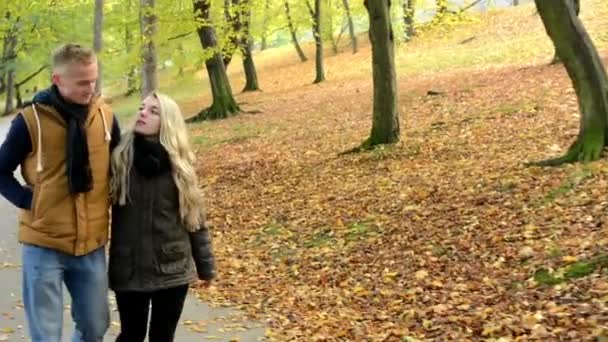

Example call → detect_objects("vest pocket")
30 185 40 217
157 241 189 275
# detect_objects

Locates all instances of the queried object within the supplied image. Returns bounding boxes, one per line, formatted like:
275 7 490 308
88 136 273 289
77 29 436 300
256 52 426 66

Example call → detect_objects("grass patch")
538 167 594 205
534 255 608 286
192 123 262 148
304 227 334 249
345 222 380 242
496 180 517 193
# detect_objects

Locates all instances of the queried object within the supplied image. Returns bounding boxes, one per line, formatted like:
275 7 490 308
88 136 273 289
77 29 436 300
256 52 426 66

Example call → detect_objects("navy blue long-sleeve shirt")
0 113 121 210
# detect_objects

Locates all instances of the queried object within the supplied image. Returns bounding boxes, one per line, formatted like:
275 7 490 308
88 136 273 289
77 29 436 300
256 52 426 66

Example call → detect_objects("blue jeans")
22 244 109 342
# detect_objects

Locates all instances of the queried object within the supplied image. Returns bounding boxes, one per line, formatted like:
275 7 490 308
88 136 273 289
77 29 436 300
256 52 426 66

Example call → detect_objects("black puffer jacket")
108 135 214 292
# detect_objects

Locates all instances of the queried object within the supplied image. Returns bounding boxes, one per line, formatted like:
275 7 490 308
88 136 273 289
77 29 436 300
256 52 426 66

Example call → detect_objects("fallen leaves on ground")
189 5 608 339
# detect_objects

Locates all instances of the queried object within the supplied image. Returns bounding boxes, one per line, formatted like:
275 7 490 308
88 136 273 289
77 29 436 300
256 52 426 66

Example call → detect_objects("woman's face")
134 95 161 136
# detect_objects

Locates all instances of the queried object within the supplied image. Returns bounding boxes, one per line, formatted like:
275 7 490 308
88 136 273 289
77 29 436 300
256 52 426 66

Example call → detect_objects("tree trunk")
363 0 399 146
3 69 15 115
0 12 15 96
342 0 357 53
93 0 104 94
3 20 18 116
15 84 22 108
192 0 240 121
223 0 240 67
403 0 415 41
436 0 448 17
325 0 338 55
140 0 158 98
261 0 270 50
551 0 581 65
125 1 138 96
534 0 608 165
241 4 260 92
308 0 326 83
125 0 137 95
242 37 260 92
284 0 308 62
513 0 519 5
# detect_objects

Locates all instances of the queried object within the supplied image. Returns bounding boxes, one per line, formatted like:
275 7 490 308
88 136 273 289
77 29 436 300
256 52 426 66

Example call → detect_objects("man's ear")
51 72 61 86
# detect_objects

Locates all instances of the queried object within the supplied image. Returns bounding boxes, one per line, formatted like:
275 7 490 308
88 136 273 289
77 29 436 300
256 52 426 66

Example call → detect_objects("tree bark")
325 0 338 55
342 0 357 53
191 0 240 121
513 0 519 5
534 0 608 165
223 0 240 67
403 0 415 41
140 0 158 98
307 0 326 83
93 0 104 94
363 0 400 146
241 4 260 92
261 0 270 50
551 0 580 65
2 20 18 116
0 12 16 96
125 0 138 96
284 0 308 62
3 69 15 116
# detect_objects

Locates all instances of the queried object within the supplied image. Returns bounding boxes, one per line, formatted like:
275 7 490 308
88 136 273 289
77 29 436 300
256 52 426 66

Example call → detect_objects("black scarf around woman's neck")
49 85 93 193
133 134 172 178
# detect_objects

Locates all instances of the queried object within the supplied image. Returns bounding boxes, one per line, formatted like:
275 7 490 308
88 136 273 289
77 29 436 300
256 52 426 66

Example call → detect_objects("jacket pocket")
109 246 134 285
30 185 40 218
157 241 189 275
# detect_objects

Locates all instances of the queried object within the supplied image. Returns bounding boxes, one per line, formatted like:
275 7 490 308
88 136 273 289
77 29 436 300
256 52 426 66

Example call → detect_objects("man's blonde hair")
52 43 96 70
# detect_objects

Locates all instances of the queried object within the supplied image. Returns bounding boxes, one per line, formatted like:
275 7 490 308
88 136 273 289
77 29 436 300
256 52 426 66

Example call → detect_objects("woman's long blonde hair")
111 92 205 231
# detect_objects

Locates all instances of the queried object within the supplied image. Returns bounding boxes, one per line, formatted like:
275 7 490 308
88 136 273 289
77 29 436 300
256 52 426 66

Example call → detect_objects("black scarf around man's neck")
133 134 172 178
49 85 93 193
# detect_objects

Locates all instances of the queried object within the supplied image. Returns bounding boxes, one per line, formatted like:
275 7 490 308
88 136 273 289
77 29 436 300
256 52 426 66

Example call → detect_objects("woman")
109 93 215 342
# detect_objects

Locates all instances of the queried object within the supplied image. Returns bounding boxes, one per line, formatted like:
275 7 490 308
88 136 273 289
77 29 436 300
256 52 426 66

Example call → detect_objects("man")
0 43 120 342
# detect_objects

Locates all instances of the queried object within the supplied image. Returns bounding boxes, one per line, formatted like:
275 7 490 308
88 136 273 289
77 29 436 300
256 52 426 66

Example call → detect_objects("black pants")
114 284 189 342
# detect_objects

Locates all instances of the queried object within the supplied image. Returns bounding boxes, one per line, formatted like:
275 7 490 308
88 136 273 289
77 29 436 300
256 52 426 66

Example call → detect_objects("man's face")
52 60 98 105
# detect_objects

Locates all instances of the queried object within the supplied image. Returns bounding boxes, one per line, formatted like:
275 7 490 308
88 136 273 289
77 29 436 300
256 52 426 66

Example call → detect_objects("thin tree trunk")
363 0 399 146
3 19 18 116
325 0 338 54
513 0 519 5
284 0 308 62
4 69 15 115
223 0 240 67
140 0 158 98
0 12 13 96
241 4 260 92
342 0 357 53
307 0 326 83
191 0 240 121
534 0 608 165
242 37 260 92
403 0 415 41
93 0 104 94
125 0 137 96
261 0 270 50
15 84 22 108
